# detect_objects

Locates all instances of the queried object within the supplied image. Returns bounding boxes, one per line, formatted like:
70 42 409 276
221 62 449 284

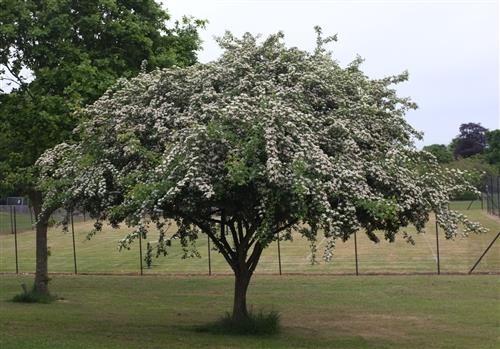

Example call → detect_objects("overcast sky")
164 0 499 147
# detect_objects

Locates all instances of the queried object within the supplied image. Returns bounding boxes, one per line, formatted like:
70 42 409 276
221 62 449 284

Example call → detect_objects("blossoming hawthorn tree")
37 29 486 321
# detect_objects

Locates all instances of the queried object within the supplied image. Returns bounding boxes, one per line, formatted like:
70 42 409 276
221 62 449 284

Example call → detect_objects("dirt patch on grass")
284 311 443 342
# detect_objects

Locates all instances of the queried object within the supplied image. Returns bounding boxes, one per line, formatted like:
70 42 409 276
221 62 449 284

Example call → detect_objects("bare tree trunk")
30 191 50 295
232 271 251 321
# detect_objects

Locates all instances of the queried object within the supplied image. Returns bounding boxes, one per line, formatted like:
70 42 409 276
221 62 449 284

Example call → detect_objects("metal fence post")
491 176 495 215
70 211 78 274
435 213 440 275
138 232 143 276
469 232 500 274
207 235 212 276
354 231 359 276
13 206 19 274
9 205 13 235
496 176 499 217
277 232 282 275
28 198 34 230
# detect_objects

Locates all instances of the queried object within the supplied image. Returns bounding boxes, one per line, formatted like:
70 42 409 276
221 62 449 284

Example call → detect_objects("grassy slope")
0 274 498 349
0 202 498 274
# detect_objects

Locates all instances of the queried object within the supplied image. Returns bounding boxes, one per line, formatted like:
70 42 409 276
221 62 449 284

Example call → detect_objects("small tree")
38 30 485 321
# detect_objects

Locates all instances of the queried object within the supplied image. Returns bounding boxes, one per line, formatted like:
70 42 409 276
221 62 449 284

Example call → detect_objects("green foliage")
357 198 400 224
12 283 57 304
446 155 497 199
0 0 205 196
144 242 153 268
485 129 500 170
197 311 281 335
423 144 453 164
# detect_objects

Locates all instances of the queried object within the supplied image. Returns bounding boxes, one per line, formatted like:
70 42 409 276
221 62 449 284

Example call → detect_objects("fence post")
354 231 359 276
138 232 143 276
277 232 282 275
490 176 495 215
435 213 440 275
207 235 212 276
466 199 475 210
70 211 78 274
13 206 19 274
469 232 500 274
10 205 13 235
485 185 489 213
497 176 499 217
28 198 34 230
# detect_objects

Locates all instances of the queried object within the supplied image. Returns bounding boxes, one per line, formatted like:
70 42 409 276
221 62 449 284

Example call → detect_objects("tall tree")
38 30 485 321
453 123 488 159
0 0 204 295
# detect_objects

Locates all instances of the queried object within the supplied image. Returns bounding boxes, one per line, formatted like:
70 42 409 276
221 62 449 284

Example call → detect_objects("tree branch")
246 241 264 274
228 219 240 250
4 63 35 99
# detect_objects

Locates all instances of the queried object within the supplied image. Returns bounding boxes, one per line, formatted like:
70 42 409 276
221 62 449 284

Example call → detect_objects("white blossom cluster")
37 30 487 261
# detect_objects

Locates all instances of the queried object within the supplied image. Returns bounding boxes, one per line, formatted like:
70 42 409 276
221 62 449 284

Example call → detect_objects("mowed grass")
0 274 498 349
0 201 498 274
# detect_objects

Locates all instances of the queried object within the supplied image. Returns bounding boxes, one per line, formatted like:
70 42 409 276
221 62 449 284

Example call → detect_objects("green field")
0 274 498 349
0 202 498 275
0 211 34 235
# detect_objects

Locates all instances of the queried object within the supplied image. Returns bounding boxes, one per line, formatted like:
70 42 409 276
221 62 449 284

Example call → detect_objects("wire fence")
484 175 500 217
0 200 499 276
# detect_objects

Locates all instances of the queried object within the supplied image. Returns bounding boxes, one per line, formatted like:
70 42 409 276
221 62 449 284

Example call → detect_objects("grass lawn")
0 202 498 275
0 274 498 349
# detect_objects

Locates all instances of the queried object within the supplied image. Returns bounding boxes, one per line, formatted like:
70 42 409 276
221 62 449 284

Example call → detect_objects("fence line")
0 201 499 276
484 175 500 217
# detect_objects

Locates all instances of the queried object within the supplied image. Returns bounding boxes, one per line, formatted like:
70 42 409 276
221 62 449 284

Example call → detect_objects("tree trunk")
30 191 50 295
232 271 251 321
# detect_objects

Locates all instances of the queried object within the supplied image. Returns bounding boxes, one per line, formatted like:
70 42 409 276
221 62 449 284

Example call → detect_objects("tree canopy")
485 130 500 169
0 0 205 196
453 122 488 159
0 0 205 295
422 144 453 164
37 30 486 320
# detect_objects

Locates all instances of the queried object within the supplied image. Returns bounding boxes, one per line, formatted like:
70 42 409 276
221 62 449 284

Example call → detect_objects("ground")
0 201 498 348
0 274 498 349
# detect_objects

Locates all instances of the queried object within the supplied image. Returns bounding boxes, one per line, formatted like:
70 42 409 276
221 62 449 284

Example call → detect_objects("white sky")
164 0 500 147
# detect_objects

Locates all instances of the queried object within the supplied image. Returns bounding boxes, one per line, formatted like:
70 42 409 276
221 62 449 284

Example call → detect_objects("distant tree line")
423 123 500 199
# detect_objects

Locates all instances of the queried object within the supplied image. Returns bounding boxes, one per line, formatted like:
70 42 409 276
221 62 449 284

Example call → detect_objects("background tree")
453 123 488 159
485 129 500 171
0 0 205 295
422 144 453 164
37 30 485 322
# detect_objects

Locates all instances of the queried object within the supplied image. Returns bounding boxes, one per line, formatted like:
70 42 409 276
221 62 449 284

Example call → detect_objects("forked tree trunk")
232 271 251 321
30 191 50 295
207 217 265 323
